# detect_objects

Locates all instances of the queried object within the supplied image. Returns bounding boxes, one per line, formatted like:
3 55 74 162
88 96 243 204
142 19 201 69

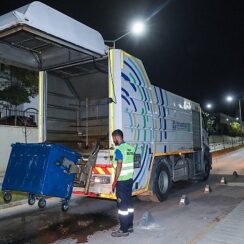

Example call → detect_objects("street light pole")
105 20 145 48
105 32 130 48
239 99 243 144
225 95 243 143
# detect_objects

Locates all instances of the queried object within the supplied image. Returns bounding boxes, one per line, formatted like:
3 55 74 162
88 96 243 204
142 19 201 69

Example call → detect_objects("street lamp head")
105 19 146 47
131 21 145 35
226 95 234 102
206 103 212 109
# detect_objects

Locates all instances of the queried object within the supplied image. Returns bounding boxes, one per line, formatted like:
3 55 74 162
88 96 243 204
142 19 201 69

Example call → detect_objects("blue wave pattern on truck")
121 53 165 189
121 53 192 189
121 53 193 190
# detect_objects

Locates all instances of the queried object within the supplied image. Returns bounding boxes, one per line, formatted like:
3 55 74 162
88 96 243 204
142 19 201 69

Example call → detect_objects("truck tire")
154 163 171 201
202 158 211 181
186 158 194 180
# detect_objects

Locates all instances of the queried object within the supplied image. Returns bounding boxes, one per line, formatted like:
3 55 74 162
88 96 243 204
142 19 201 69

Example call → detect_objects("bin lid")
0 1 108 71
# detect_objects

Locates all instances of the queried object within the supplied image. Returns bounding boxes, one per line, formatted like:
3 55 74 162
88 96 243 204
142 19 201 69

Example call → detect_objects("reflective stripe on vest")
113 143 134 181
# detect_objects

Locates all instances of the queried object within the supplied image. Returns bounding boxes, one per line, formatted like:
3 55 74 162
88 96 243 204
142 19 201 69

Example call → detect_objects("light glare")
131 21 145 35
226 95 233 102
206 103 212 109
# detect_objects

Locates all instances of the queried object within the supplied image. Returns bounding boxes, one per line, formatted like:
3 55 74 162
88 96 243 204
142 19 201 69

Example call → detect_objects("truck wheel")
202 159 211 181
3 191 12 203
154 164 171 201
38 198 46 209
28 194 35 205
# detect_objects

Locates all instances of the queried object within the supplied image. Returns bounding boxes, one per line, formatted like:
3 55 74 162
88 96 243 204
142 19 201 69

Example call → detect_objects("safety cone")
220 177 227 185
179 195 189 206
204 184 212 193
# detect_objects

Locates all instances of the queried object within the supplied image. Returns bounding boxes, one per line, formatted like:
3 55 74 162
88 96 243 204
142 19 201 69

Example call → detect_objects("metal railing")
0 106 38 127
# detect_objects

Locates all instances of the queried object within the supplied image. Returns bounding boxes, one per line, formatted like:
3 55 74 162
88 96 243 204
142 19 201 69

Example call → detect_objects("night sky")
0 0 243 117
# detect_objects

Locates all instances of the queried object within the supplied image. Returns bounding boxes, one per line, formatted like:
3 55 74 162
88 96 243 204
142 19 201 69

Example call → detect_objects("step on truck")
0 2 211 210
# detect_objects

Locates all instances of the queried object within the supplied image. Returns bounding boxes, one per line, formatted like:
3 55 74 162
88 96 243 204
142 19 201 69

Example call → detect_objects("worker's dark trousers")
116 179 134 233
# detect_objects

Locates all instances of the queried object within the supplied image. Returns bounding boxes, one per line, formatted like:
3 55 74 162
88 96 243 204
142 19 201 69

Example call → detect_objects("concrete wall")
209 135 243 152
0 125 38 179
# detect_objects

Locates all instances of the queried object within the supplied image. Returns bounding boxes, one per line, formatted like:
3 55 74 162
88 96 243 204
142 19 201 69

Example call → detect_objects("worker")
111 129 135 237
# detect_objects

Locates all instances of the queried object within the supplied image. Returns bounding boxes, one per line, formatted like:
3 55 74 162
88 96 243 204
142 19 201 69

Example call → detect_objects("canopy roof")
0 1 108 70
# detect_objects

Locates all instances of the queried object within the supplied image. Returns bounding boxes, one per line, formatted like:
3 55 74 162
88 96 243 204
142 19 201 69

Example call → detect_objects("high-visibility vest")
112 143 134 181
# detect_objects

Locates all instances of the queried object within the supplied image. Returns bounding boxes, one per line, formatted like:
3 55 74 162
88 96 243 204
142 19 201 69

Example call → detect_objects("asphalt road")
212 147 244 175
0 148 243 244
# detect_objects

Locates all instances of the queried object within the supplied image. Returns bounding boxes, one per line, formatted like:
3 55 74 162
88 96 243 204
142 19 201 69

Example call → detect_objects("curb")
0 199 27 210
212 145 244 158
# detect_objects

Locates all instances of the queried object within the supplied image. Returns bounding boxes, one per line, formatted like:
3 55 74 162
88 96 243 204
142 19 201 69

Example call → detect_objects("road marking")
197 200 244 243
187 214 225 244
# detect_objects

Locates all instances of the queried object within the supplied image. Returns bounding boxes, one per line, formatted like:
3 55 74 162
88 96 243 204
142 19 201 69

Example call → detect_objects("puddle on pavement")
36 213 117 243
1 212 117 244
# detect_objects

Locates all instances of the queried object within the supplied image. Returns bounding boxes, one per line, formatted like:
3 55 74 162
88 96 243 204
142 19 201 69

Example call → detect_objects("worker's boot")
111 229 129 237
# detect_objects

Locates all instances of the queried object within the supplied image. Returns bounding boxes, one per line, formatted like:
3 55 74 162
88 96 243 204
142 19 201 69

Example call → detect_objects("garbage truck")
0 2 211 210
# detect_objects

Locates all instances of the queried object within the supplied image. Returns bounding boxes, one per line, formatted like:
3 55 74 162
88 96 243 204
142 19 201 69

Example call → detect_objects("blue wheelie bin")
2 143 80 211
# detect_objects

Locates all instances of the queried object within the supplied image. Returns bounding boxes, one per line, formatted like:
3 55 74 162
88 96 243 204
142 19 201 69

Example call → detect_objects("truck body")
0 2 211 203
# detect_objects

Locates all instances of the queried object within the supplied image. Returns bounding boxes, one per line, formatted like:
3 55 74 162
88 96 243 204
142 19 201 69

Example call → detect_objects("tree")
0 84 30 106
0 64 38 106
205 113 217 135
229 122 241 136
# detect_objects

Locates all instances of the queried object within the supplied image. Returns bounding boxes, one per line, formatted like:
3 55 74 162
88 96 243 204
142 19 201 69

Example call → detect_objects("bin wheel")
28 194 35 205
61 201 69 212
3 192 12 203
38 198 46 209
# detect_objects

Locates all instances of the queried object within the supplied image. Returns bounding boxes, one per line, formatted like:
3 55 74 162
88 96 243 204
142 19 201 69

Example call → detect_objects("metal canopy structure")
52 57 108 79
0 1 108 71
